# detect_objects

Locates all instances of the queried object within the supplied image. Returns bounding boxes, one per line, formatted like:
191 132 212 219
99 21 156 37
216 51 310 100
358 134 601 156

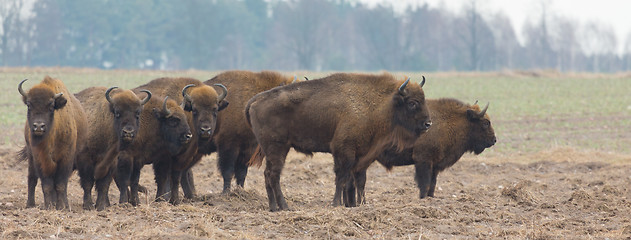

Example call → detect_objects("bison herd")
17 71 496 212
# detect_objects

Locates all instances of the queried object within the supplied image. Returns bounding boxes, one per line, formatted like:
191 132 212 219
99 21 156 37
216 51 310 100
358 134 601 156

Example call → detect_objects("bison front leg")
115 154 133 204
427 168 439 197
414 162 433 199
95 171 113 211
54 164 73 210
40 176 56 210
153 160 171 202
180 168 196 200
79 170 95 210
218 148 238 194
332 151 355 207
26 162 38 208
128 165 142 206
169 169 182 205
353 170 367 205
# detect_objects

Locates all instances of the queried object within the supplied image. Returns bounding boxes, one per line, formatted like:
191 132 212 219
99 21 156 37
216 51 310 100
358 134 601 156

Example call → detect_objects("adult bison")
114 94 193 206
359 98 496 200
74 86 151 210
178 70 296 196
121 77 227 205
17 77 88 210
246 73 432 211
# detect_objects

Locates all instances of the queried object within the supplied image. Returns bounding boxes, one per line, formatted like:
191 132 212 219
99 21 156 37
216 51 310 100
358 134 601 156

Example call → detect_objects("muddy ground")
0 145 630 239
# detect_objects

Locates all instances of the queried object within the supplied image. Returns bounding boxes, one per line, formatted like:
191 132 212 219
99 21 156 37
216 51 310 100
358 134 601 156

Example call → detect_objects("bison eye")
192 109 198 116
407 101 418 110
168 118 180 127
114 112 121 118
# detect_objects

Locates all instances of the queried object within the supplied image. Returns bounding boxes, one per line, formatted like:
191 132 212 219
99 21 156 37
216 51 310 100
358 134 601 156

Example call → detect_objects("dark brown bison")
114 94 193 206
177 70 296 196
74 86 151 210
17 77 88 210
246 73 432 211
122 77 227 205
358 98 496 200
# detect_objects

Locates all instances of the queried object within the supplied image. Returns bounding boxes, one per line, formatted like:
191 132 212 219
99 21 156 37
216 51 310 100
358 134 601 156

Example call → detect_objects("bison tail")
17 146 29 162
247 145 265 168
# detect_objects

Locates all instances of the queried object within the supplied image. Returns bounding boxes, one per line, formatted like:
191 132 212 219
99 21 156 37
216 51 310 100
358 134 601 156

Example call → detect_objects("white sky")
359 0 631 54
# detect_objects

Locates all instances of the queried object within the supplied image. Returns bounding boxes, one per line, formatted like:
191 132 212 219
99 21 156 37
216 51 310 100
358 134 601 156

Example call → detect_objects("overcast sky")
359 0 631 54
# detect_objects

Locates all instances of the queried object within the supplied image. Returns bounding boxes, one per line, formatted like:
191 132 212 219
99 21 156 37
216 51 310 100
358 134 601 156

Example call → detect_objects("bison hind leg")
262 144 290 212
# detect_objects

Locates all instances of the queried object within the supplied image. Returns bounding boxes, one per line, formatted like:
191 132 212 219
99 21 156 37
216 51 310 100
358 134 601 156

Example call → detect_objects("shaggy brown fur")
246 73 431 211
74 87 150 210
18 76 88 210
127 77 226 205
363 98 496 200
114 94 192 206
193 70 297 195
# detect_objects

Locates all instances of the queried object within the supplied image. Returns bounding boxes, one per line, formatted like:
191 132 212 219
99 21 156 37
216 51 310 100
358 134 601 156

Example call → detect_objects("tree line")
1 0 630 72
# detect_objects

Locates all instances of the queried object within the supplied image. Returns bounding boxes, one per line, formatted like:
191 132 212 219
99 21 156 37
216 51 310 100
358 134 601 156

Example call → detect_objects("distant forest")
1 0 630 72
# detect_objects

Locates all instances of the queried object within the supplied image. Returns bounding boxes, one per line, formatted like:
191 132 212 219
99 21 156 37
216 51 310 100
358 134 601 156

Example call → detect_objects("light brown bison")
17 77 88 210
124 77 227 205
178 70 296 196
114 94 193 206
246 73 432 211
74 86 151 210
359 98 496 200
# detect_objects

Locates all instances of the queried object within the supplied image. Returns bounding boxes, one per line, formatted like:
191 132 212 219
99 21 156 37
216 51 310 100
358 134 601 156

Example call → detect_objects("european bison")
364 98 496 200
114 95 193 206
125 77 227 205
74 86 151 210
189 70 297 195
17 77 88 210
246 73 432 211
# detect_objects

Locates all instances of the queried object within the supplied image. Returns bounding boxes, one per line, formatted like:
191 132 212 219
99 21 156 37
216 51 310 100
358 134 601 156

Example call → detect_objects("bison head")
153 96 193 155
105 87 151 145
392 76 432 137
19 79 67 138
181 84 228 140
466 102 496 154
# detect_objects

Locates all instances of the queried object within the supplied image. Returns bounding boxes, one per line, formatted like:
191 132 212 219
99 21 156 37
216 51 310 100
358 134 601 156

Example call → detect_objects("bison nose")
33 122 46 132
423 121 432 129
200 126 212 137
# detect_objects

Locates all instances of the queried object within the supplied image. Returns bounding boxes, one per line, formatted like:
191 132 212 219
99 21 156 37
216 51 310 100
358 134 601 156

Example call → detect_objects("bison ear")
54 95 67 110
392 93 406 107
218 100 229 111
466 109 480 120
182 101 193 112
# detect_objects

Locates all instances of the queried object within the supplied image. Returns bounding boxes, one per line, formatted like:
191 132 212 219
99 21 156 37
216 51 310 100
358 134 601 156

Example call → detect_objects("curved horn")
18 79 28 97
478 102 489 117
181 84 195 103
139 89 152 105
473 100 478 106
304 76 309 81
53 92 63 99
105 86 118 104
214 84 228 102
398 77 411 93
162 96 172 117
419 76 426 88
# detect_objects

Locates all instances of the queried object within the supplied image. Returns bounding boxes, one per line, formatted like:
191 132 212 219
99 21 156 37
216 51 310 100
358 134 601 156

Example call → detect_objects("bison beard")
246 73 431 211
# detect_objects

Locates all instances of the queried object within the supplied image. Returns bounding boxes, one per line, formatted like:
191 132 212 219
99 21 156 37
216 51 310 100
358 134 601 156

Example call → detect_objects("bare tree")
579 22 617 72
0 0 24 66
